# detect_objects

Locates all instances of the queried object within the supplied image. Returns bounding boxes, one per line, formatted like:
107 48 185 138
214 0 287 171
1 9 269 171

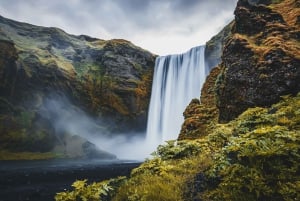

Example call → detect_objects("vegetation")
127 93 299 201
56 93 300 201
55 177 126 201
0 108 55 153
0 150 62 160
50 72 300 197
198 94 300 200
0 16 156 157
56 93 300 200
112 140 212 201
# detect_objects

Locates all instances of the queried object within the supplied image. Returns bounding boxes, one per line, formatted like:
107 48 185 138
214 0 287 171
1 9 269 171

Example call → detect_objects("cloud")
0 0 237 55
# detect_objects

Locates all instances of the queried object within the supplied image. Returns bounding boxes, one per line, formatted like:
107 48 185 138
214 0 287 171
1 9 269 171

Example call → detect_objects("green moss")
113 152 212 201
0 107 56 152
0 150 62 160
114 93 300 201
55 177 126 201
55 92 300 200
1 128 55 152
153 140 202 160
199 93 300 201
16 111 35 128
271 0 284 4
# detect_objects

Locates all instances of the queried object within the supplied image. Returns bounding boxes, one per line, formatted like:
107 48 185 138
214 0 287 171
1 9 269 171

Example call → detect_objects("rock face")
0 16 156 154
178 21 234 140
179 0 300 139
53 134 116 159
205 21 234 73
178 67 221 140
216 0 300 122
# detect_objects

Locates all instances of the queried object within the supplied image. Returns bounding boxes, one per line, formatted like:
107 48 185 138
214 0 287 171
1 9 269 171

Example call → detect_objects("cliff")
180 0 300 139
0 16 156 157
216 0 300 122
204 21 234 73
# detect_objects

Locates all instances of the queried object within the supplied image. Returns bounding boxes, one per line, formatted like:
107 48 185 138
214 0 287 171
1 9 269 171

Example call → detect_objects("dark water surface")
0 159 141 201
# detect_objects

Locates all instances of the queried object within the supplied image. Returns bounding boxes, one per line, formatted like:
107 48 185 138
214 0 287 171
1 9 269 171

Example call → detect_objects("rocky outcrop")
53 134 116 159
205 21 234 73
179 0 300 138
216 0 300 122
179 22 234 140
0 16 155 155
178 67 221 140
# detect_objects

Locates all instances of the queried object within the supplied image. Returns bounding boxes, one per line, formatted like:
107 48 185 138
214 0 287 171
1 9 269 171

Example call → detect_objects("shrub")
55 177 126 201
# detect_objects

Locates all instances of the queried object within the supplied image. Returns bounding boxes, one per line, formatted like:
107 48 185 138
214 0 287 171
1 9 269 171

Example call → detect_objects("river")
0 159 141 201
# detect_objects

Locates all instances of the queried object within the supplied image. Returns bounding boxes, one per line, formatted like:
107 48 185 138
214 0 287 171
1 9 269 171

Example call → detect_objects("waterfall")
146 45 206 146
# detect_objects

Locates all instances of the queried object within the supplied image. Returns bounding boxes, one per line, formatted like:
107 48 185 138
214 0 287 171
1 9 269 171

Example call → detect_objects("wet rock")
82 141 116 159
53 134 116 159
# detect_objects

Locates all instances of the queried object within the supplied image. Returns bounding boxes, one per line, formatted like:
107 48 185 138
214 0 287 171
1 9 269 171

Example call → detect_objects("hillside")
0 16 156 158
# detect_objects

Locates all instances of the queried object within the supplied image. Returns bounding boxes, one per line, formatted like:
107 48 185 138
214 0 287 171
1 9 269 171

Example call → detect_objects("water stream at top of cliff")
146 45 207 147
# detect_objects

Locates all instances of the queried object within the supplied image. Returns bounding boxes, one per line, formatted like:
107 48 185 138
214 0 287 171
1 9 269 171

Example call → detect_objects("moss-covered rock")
205 21 234 73
109 93 300 201
0 15 156 156
196 93 300 201
178 66 221 140
216 0 300 122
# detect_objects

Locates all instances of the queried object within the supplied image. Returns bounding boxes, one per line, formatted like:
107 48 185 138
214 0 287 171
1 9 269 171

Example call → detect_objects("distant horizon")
0 0 237 55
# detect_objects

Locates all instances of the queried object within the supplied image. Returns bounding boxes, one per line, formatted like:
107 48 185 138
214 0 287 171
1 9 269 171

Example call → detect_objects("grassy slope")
56 93 300 201
0 17 155 158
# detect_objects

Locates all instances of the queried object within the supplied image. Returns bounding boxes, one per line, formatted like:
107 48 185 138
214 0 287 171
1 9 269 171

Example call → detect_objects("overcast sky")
0 0 237 55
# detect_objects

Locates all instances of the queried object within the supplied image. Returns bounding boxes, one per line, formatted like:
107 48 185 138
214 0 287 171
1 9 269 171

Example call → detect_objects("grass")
0 150 64 160
109 93 300 201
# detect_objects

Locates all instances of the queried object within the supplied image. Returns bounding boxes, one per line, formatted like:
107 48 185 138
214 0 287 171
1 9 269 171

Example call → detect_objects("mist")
39 96 156 160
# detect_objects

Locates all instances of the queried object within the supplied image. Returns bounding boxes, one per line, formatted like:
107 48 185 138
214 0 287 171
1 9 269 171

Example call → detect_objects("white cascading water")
146 45 206 147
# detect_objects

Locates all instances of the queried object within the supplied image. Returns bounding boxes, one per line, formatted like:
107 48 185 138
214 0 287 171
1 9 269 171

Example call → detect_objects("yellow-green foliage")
199 94 300 201
56 93 300 201
112 93 300 201
271 0 284 4
0 108 54 152
0 150 61 160
55 177 126 201
113 140 213 201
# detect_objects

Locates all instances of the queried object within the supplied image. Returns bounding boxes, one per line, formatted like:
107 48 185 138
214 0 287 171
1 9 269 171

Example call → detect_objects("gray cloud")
0 0 237 55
